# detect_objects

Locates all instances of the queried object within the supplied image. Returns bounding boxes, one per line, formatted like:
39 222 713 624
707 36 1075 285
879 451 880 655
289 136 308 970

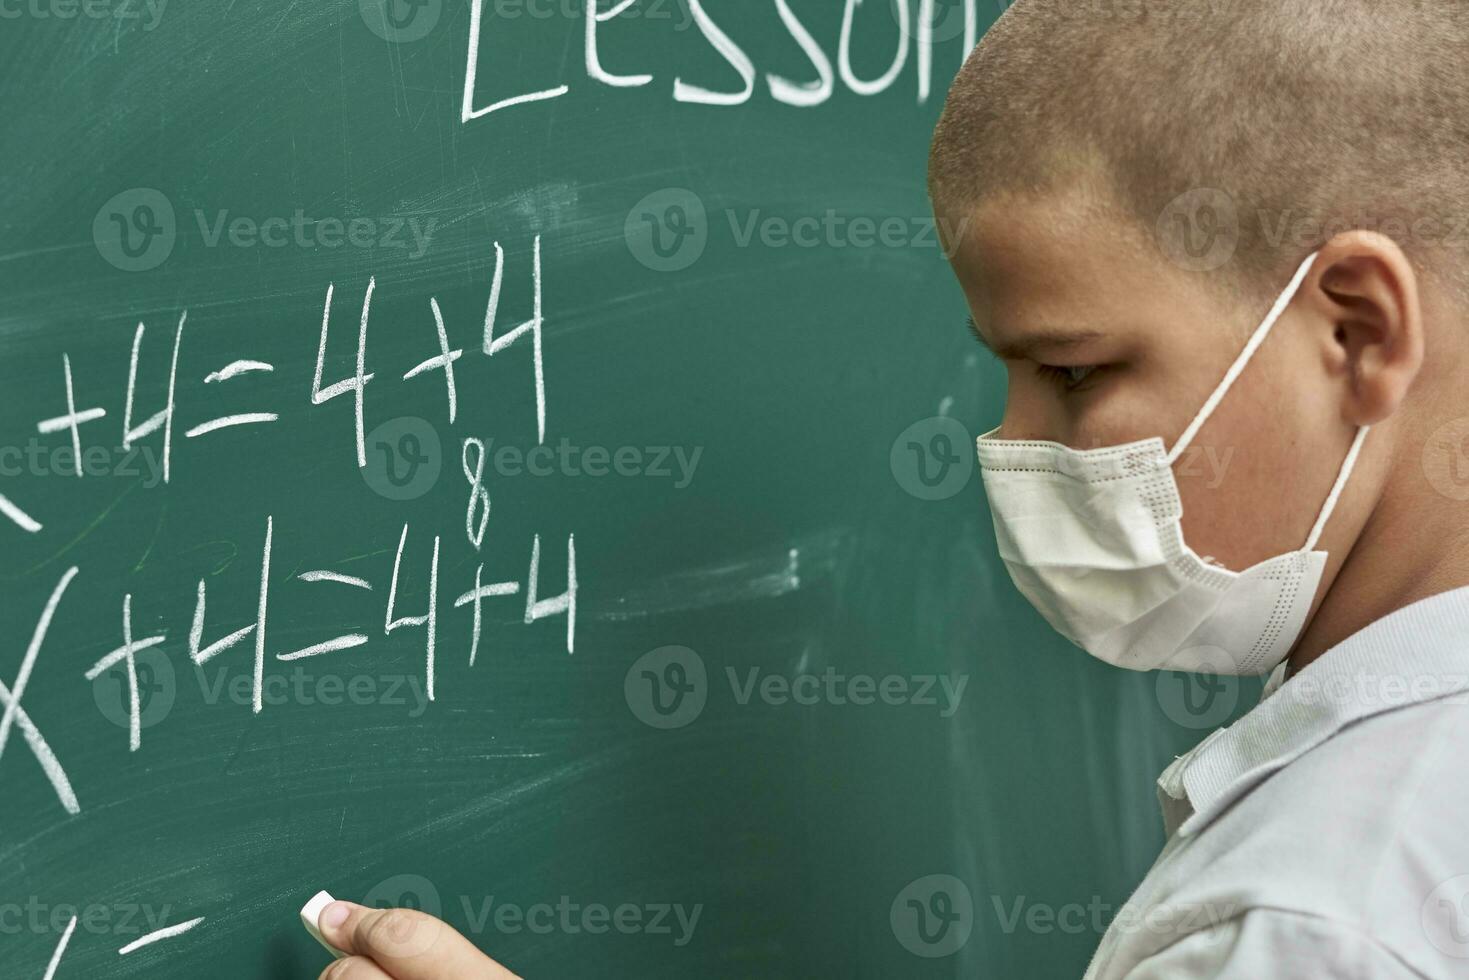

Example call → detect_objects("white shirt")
1084 586 1469 979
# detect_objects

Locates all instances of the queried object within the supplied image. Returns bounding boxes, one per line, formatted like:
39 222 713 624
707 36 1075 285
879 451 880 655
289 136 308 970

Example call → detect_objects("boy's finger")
318 902 518 980
318 955 395 980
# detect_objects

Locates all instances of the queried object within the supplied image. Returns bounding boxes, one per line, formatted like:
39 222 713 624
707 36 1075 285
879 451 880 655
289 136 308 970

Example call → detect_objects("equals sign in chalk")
300 890 348 959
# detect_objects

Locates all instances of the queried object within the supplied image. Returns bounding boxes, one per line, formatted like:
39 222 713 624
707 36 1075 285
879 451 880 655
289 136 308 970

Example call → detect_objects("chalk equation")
0 236 578 817
3 238 546 535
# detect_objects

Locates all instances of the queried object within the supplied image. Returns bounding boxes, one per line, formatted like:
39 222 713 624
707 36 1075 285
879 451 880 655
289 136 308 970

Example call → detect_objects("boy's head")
931 0 1469 299
931 0 1469 660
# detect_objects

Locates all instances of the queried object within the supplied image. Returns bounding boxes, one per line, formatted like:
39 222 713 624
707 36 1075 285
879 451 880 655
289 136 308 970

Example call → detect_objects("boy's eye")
1036 364 1100 390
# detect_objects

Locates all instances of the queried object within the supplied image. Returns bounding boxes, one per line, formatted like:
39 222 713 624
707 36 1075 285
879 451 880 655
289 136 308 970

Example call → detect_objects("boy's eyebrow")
966 317 1106 360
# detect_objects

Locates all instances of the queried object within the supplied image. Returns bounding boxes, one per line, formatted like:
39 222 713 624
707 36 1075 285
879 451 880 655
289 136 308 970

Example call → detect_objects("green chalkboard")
0 2 1258 977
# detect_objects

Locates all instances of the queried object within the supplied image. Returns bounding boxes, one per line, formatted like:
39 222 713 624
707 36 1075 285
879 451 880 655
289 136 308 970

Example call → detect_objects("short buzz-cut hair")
929 0 1469 299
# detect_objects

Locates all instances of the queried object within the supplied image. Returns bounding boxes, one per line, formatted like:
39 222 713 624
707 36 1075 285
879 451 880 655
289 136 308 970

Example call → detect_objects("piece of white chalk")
300 890 347 959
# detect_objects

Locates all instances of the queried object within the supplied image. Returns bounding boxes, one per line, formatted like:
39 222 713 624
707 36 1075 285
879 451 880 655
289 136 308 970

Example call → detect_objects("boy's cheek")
1175 437 1315 572
1055 389 1184 451
1173 445 1237 491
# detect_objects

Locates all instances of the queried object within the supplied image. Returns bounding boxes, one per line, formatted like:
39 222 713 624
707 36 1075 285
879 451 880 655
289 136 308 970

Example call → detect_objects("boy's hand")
316 901 519 979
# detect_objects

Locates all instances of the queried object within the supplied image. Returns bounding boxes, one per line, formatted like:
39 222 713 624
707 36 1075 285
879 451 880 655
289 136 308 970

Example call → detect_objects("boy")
319 1 1469 976
929 0 1469 976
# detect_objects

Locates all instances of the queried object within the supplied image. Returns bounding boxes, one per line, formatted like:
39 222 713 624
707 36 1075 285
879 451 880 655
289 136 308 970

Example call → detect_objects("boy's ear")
1306 233 1425 426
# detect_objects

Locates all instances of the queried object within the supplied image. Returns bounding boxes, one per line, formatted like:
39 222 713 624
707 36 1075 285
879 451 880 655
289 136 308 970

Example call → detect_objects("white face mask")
975 252 1370 675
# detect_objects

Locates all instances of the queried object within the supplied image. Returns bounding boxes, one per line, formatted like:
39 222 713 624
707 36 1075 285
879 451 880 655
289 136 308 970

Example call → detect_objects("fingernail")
321 901 351 930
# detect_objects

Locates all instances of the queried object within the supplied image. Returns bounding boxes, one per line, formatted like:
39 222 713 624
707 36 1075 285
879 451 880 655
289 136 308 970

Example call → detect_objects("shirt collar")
1156 586 1469 838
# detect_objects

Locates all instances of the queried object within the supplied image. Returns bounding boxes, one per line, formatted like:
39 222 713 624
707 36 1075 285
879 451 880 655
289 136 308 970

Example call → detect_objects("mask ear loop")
1165 251 1322 466
1159 249 1369 553
1302 426 1370 552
